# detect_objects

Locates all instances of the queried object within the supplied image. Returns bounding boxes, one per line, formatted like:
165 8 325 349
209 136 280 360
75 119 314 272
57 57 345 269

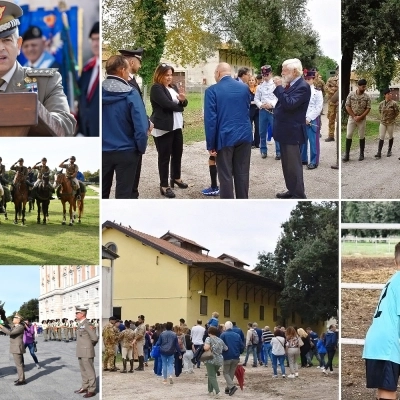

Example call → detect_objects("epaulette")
25 68 58 77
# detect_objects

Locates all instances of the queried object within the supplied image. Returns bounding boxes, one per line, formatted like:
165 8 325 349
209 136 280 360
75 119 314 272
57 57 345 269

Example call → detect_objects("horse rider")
0 157 6 213
58 156 81 200
31 157 54 199
10 158 28 202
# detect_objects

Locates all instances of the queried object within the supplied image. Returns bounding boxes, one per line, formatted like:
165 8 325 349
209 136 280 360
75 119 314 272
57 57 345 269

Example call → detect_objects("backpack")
251 330 259 345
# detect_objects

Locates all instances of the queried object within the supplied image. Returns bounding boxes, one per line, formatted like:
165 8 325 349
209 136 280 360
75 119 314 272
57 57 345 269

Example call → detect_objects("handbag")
200 348 214 361
150 344 160 358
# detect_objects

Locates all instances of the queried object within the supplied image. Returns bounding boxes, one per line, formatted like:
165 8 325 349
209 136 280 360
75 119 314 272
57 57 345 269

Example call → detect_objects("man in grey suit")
0 310 26 385
0 1 76 136
74 306 98 398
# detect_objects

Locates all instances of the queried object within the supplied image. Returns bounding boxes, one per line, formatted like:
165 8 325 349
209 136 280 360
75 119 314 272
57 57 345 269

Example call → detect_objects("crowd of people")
102 312 339 396
102 50 338 199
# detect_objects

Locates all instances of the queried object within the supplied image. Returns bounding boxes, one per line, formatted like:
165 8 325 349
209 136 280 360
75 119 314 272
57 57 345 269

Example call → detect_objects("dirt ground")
102 357 338 400
108 105 339 199
341 257 397 400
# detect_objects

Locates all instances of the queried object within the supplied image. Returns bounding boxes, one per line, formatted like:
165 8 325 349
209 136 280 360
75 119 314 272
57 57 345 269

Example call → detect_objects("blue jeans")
263 343 272 366
272 354 285 376
25 342 38 364
244 344 257 366
259 109 280 155
161 354 174 379
144 347 149 363
301 116 321 165
319 352 326 368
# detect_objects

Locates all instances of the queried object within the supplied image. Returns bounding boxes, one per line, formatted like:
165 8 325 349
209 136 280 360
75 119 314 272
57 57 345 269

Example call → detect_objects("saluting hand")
64 158 69 162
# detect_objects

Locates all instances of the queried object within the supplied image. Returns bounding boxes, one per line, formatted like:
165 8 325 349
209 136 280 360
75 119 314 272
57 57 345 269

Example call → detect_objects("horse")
54 170 85 226
0 176 10 220
12 171 29 225
34 173 53 224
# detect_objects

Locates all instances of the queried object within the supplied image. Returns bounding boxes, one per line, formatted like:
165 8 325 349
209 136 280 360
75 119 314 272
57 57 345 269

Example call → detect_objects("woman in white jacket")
271 329 286 378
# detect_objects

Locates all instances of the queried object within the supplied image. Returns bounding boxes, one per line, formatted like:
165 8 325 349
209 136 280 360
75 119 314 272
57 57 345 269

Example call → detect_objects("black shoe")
15 381 27 386
358 154 364 161
229 386 238 396
160 187 175 198
275 155 281 160
276 191 293 199
374 152 382 158
170 179 188 189
387 149 392 157
225 388 230 394
325 137 335 142
302 161 308 165
307 163 318 170
261 153 267 159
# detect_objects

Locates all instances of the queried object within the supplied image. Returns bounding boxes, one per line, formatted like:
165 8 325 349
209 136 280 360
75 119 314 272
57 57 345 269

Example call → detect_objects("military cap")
18 157 23 162
358 79 367 86
138 315 145 320
261 65 272 76
89 21 99 38
75 305 89 312
109 316 118 321
42 157 47 161
383 88 391 95
304 69 316 79
0 1 23 39
70 156 76 160
13 312 23 320
22 25 43 42
119 48 144 63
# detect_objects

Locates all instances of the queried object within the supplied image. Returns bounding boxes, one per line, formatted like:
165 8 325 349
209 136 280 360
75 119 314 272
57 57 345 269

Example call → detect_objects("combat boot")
387 138 394 157
374 139 384 158
358 138 365 161
128 360 134 373
135 356 144 371
342 138 352 162
120 359 127 373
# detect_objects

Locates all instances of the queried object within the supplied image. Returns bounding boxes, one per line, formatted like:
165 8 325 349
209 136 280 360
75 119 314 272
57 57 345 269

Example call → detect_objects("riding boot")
128 359 134 373
135 356 144 371
342 138 352 162
75 187 81 200
358 138 365 161
387 138 394 157
374 139 384 158
120 359 127 373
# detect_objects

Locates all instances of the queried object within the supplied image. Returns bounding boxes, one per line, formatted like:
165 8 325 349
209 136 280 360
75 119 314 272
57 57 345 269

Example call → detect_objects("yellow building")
102 221 322 332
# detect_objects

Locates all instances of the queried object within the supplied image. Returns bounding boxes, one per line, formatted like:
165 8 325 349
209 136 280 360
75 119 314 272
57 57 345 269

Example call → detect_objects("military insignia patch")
26 68 57 77
0 6 5 20
24 77 32 84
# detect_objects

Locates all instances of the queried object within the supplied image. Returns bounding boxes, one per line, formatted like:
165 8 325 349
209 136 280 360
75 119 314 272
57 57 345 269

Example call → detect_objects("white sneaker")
316 366 320 369
329 371 334 374
287 374 295 378
322 369 328 375
36 363 41 369
272 375 278 378
295 373 298 377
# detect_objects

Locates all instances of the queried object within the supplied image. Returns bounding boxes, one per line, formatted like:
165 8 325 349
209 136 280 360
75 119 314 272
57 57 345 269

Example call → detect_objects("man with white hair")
273 58 311 199
220 321 244 396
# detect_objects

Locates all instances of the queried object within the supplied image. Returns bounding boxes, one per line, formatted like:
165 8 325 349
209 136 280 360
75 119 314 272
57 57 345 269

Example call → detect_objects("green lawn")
341 239 399 257
1 198 99 265
84 186 99 197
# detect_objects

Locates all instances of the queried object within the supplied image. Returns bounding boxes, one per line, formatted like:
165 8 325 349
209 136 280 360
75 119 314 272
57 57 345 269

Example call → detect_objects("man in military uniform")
102 316 120 372
21 25 60 69
133 315 146 371
324 66 339 142
0 310 26 385
118 320 135 373
0 1 75 136
74 306 98 398
343 79 371 162
58 156 81 199
31 157 54 199
10 158 28 201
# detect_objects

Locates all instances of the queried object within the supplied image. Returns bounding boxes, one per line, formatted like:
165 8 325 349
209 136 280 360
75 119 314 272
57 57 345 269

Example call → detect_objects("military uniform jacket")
345 91 371 116
33 164 50 179
135 323 145 342
379 99 399 126
11 165 28 177
4 62 76 136
0 164 5 178
325 76 338 101
0 323 26 354
76 319 98 358
102 323 119 346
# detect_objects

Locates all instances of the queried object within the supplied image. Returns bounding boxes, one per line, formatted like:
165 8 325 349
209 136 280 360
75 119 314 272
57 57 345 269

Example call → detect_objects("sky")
0 138 100 173
307 0 340 63
0 266 40 315
102 200 300 269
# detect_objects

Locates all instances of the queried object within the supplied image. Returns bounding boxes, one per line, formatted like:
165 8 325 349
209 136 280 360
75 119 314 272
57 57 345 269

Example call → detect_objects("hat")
119 48 144 63
18 157 23 162
383 88 391 95
22 25 42 41
358 79 367 86
0 1 23 39
304 69 316 79
13 312 23 320
75 306 89 312
89 21 99 38
138 315 145 320
261 65 272 76
41 157 47 162
109 316 118 321
70 156 76 160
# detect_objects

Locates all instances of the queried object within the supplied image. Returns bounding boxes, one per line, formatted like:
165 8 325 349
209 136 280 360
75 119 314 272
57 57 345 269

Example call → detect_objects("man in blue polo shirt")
363 242 400 400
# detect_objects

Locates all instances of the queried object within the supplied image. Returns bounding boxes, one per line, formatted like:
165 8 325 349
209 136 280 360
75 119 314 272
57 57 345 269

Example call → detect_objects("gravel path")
109 107 339 199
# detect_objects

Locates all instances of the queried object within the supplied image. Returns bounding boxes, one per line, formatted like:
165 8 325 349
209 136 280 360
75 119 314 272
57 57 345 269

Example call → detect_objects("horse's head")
42 173 50 185
53 170 64 188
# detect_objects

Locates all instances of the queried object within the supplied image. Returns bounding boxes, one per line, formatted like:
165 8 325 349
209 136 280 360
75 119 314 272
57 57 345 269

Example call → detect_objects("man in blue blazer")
204 63 252 199
273 58 311 199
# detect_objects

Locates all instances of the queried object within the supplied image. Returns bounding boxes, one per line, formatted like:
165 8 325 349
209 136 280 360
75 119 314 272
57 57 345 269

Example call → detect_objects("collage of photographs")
0 0 399 399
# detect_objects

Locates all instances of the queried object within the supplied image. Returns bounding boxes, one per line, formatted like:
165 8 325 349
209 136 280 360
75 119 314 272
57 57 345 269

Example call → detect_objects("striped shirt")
262 330 274 343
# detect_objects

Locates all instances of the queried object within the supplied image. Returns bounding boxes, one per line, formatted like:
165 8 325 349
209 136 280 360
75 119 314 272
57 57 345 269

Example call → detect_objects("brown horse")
12 171 29 225
54 170 85 226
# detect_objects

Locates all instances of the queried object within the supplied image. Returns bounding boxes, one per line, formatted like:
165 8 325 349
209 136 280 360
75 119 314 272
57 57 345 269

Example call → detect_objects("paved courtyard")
0 333 100 399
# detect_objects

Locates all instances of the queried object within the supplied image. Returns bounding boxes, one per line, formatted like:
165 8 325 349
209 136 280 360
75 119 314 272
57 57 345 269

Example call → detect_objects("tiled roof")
160 231 210 252
218 253 249 266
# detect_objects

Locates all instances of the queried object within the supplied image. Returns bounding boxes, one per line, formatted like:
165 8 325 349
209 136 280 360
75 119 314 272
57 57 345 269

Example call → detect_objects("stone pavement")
0 333 100 399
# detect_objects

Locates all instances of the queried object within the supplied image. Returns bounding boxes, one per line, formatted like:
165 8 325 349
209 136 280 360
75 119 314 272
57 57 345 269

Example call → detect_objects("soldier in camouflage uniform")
313 69 326 97
10 158 28 202
58 156 82 199
31 157 54 199
102 316 120 372
118 321 135 373
343 79 371 162
133 315 146 371
324 66 339 142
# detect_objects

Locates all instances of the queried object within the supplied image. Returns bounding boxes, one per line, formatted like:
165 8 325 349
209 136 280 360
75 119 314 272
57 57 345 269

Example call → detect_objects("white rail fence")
341 223 400 345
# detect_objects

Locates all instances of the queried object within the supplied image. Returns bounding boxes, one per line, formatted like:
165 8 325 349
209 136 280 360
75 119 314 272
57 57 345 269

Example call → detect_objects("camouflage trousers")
327 103 338 138
103 345 116 368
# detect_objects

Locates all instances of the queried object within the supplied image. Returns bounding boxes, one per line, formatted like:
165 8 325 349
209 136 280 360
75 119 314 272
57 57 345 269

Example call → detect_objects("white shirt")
0 61 17 91
306 86 323 122
191 325 206 345
254 79 277 109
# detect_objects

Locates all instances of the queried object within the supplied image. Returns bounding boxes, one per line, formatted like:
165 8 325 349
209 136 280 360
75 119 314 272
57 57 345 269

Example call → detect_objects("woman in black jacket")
150 64 188 198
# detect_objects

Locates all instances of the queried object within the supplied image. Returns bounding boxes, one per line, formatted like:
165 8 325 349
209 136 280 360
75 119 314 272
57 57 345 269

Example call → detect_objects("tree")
18 299 39 321
253 251 284 285
315 55 337 82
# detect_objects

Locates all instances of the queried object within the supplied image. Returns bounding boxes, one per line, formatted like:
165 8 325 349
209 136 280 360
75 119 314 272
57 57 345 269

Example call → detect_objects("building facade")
39 265 100 321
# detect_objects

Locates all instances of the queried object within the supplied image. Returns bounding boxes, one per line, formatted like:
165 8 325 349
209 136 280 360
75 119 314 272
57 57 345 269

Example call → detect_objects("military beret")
358 79 367 86
304 69 316 79
89 21 99 38
70 156 76 160
42 157 47 161
109 316 118 321
18 158 23 162
383 88 391 95
261 65 272 76
22 25 43 42
119 48 144 62
138 315 145 320
0 1 23 39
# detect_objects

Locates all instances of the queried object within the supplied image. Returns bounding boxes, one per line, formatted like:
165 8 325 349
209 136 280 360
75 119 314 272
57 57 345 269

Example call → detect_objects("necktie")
285 83 290 90
0 78 5 92
87 66 99 102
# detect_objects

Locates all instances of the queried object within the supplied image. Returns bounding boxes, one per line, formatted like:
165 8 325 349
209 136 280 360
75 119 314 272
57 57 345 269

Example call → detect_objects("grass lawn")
341 239 399 257
1 198 99 265
84 186 99 197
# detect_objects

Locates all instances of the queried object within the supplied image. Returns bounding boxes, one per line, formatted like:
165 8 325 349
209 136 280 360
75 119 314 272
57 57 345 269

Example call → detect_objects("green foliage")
18 299 39 321
253 252 284 285
315 56 337 82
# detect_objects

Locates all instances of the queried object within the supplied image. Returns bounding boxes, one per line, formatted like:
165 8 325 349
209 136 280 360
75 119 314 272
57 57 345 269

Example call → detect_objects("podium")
0 93 66 137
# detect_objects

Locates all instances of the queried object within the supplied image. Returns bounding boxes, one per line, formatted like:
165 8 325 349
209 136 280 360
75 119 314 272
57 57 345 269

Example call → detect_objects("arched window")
105 242 118 253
